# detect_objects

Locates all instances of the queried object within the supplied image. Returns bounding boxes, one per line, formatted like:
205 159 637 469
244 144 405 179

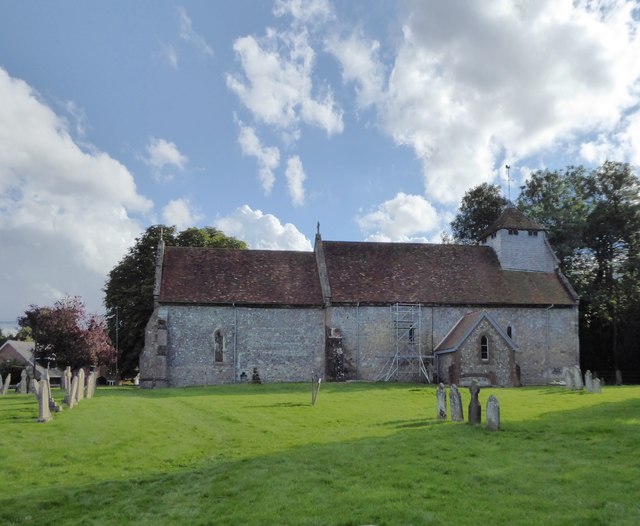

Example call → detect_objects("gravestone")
615 369 622 385
16 369 28 394
449 384 464 422
31 379 40 400
86 371 96 399
572 366 584 390
64 366 72 396
584 370 594 392
37 377 53 422
564 368 573 390
593 378 602 393
486 395 500 431
0 374 4 395
76 369 85 402
251 367 262 384
468 382 481 425
68 375 79 409
436 383 447 420
1 373 10 395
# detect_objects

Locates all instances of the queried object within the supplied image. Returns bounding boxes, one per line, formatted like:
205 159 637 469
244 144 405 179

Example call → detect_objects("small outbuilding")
0 340 62 383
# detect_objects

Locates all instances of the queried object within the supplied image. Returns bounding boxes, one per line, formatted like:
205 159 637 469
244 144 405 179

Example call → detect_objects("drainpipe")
233 303 238 383
356 302 360 379
545 304 554 384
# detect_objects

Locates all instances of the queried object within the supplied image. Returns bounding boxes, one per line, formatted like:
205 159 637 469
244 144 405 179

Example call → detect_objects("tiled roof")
321 241 575 305
482 205 546 238
159 246 323 306
435 311 517 353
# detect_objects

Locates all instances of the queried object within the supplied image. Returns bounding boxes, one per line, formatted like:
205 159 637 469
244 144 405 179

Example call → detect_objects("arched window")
214 330 223 363
507 326 512 339
480 335 489 361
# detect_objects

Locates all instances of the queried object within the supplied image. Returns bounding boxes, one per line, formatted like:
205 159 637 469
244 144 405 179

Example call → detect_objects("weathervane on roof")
505 164 511 202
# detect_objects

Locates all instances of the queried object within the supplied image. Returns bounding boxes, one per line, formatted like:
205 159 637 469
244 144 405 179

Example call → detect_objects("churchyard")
1 382 639 525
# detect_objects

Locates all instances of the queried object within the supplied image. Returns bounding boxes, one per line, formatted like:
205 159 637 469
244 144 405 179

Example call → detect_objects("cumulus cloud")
162 198 203 231
178 6 214 57
356 193 441 242
237 124 280 194
285 155 306 206
0 68 152 318
226 24 343 136
143 137 188 181
215 205 312 250
273 0 333 24
329 0 640 207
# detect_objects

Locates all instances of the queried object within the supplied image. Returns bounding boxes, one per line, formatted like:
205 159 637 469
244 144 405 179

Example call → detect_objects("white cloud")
356 193 441 242
143 137 188 181
178 6 214 57
0 68 152 319
215 205 312 251
580 108 640 166
285 155 306 206
162 43 178 69
162 198 203 231
226 27 343 136
237 124 280 194
273 0 333 24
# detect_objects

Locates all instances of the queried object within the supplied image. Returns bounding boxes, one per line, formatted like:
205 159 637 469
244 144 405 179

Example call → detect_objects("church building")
140 206 579 388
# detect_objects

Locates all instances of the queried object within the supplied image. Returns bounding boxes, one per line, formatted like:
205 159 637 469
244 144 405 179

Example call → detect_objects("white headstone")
37 377 53 422
1 373 11 395
68 375 79 409
486 395 500 431
436 383 447 420
572 366 584 390
564 367 573 390
76 369 85 402
593 377 602 393
449 384 464 422
584 370 594 392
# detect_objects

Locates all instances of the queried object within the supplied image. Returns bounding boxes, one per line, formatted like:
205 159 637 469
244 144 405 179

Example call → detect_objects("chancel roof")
159 241 576 307
159 246 323 305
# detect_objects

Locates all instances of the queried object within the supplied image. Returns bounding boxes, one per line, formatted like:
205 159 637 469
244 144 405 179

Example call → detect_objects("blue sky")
1 0 639 326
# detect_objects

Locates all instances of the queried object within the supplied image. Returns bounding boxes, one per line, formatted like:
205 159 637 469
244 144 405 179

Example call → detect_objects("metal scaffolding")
376 303 431 382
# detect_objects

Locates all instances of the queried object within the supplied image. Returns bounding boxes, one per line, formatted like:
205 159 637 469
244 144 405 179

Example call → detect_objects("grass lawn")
0 382 639 525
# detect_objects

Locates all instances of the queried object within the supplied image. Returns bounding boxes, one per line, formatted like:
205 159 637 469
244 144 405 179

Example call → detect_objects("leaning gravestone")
86 371 96 399
572 366 584 390
584 370 594 392
2 373 11 396
593 378 602 393
564 368 574 390
486 395 500 431
16 369 28 394
31 379 40 400
468 382 481 425
76 369 85 402
449 384 464 422
436 383 447 420
68 375 79 409
37 377 53 423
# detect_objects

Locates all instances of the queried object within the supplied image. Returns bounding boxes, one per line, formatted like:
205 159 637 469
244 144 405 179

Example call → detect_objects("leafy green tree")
450 183 507 244
104 226 247 378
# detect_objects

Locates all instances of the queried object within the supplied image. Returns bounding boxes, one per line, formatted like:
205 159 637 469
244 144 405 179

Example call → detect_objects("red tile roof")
159 247 323 306
158 241 576 307
321 241 575 305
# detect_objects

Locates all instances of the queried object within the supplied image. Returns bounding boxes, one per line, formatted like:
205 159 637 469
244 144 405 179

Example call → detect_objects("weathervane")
505 165 511 202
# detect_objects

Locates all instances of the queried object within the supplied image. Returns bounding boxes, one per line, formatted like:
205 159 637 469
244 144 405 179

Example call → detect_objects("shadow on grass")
2 397 639 526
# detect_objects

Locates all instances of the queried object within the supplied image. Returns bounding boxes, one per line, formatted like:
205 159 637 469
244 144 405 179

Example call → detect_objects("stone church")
140 206 579 388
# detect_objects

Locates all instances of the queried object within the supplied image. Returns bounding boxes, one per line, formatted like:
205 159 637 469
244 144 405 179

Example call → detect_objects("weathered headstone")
449 384 464 422
76 369 85 402
486 395 500 431
584 370 594 392
251 367 262 384
572 366 584 390
436 383 447 420
37 377 53 422
564 367 573 390
468 382 481 425
1 373 11 395
64 366 72 394
68 375 79 409
31 379 40 400
593 377 602 393
615 369 622 385
0 374 4 395
16 369 28 394
86 371 96 399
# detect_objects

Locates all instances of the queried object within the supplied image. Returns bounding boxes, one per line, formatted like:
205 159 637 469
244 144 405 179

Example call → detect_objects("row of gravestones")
436 382 500 431
0 366 98 422
564 366 602 393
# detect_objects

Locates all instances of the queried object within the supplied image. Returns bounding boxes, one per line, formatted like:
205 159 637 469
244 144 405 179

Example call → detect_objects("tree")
450 183 507 244
104 225 247 378
18 296 116 370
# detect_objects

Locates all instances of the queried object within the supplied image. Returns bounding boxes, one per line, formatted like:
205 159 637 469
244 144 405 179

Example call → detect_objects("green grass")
1 383 639 525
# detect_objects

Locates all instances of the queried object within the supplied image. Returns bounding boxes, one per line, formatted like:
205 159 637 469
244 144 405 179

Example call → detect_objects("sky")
1 0 640 328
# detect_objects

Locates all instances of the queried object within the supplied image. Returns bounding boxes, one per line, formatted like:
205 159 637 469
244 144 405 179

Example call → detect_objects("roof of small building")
434 310 517 353
0 340 62 378
159 246 323 305
482 205 546 239
159 241 576 307
321 241 575 305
